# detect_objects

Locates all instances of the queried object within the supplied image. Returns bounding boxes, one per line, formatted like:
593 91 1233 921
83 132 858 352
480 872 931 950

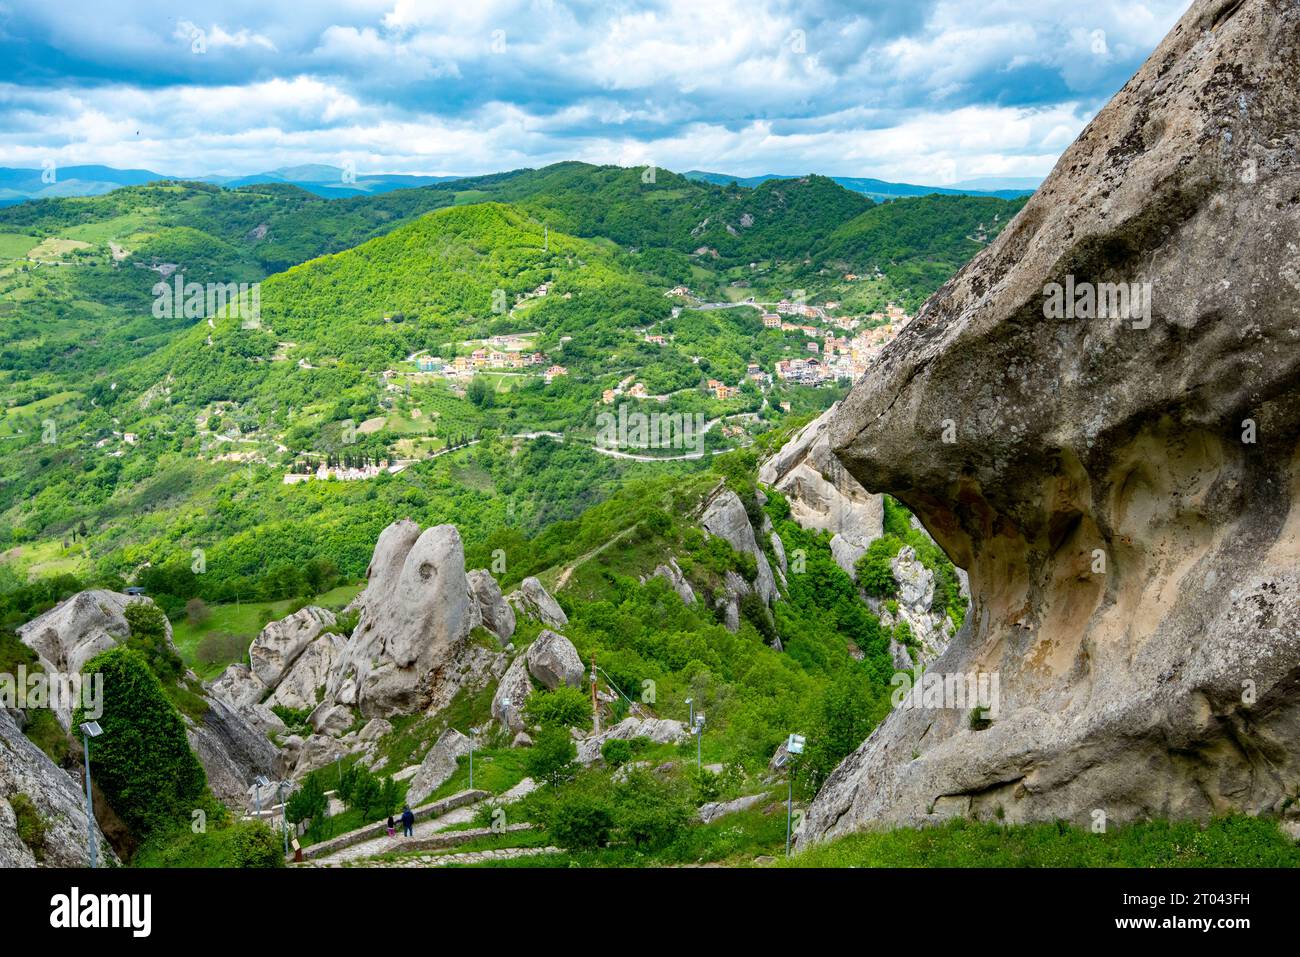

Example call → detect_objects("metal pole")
786 775 792 857
83 735 98 869
469 742 474 790
696 725 701 772
279 783 289 855
254 784 261 821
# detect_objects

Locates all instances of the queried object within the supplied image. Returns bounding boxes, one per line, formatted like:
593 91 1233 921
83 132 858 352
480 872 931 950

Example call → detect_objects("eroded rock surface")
801 0 1300 844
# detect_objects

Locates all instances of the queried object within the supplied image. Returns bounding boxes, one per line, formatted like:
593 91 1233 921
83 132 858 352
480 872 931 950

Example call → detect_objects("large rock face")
467 569 516 643
759 405 885 577
328 521 476 717
801 0 1300 844
526 630 584 690
509 577 568 629
700 488 778 606
0 709 119 867
17 591 173 726
405 728 474 806
248 606 336 688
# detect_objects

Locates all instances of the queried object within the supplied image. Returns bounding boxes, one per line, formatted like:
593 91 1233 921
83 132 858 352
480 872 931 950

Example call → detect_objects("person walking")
386 814 396 838
400 805 415 838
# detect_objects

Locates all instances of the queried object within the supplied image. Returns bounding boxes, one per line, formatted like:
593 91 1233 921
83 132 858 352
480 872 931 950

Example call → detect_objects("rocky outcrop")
651 559 696 605
17 591 172 727
249 606 335 688
492 656 533 732
699 792 767 824
875 546 956 666
759 406 885 577
270 632 345 712
801 0 1300 844
0 709 119 867
526 630 584 690
700 488 778 607
185 696 279 812
468 569 516 643
509 577 568 629
405 728 474 806
576 717 688 764
327 521 477 717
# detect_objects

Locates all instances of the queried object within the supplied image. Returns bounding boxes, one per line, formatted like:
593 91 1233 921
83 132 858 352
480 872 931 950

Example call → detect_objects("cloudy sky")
0 0 1193 184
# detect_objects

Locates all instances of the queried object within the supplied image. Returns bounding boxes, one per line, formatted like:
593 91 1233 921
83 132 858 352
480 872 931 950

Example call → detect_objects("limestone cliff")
801 0 1300 843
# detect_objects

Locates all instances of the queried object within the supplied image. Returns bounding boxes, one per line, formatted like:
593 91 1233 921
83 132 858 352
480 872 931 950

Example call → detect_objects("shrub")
855 538 900 599
524 686 591 729
601 738 633 768
525 725 577 788
10 793 47 862
123 600 185 685
550 795 614 849
195 631 245 668
184 597 209 626
613 771 692 850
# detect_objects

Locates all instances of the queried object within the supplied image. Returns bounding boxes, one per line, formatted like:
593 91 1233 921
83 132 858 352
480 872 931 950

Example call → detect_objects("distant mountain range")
0 163 1039 208
682 170 1040 201
0 164 461 206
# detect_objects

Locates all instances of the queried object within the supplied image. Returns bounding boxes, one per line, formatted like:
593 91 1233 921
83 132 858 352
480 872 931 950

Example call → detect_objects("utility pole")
590 655 600 734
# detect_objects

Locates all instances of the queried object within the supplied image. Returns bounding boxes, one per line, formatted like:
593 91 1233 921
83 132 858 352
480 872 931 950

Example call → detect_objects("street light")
685 697 694 726
500 697 512 735
276 780 290 856
253 774 271 822
79 721 102 869
784 733 805 857
334 752 343 789
693 713 706 772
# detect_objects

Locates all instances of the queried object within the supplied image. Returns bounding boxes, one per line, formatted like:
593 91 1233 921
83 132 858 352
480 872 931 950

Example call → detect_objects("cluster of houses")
283 460 408 485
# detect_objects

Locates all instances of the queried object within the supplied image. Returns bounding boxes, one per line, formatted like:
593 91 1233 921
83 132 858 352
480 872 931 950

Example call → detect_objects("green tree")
525 725 577 788
74 646 211 841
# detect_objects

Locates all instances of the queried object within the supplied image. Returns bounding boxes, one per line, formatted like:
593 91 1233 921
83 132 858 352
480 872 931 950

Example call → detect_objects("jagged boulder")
248 606 336 689
492 656 533 732
526 630 584 690
801 0 1300 844
759 405 884 577
327 521 476 718
0 709 119 867
651 559 696 605
468 569 516 643
17 591 172 726
576 717 688 764
700 489 778 606
208 663 267 712
510 577 568 629
405 729 474 806
270 633 345 712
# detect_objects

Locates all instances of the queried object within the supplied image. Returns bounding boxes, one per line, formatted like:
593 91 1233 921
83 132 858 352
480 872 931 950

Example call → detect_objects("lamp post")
79 721 103 868
334 752 343 789
468 726 481 790
253 774 270 823
693 714 706 772
277 780 290 856
500 697 511 737
783 733 805 858
685 697 694 726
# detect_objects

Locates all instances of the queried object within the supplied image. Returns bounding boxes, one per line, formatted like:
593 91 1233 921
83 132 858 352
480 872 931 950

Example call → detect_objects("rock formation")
576 716 688 764
526 630 584 690
0 709 119 867
327 521 476 717
509 576 568 629
405 728 474 806
17 590 171 727
758 405 885 576
467 569 516 643
800 0 1300 844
